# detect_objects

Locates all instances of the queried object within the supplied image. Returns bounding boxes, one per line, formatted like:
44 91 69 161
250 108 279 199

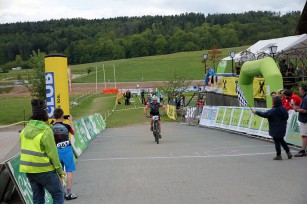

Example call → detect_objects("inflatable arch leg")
238 57 283 108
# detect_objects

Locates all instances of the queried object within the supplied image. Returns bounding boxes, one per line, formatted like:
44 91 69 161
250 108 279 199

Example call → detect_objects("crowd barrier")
185 106 301 147
0 113 106 204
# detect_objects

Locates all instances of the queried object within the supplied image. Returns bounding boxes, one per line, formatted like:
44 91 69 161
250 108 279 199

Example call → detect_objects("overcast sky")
0 0 305 24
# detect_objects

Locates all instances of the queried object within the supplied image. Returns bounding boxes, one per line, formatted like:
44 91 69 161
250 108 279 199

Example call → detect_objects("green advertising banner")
229 108 242 131
215 107 226 128
221 108 233 129
258 108 270 138
285 111 302 147
92 114 103 132
71 120 89 157
75 119 92 143
6 154 53 204
83 116 97 139
97 113 107 130
88 115 101 135
248 111 264 135
238 108 252 133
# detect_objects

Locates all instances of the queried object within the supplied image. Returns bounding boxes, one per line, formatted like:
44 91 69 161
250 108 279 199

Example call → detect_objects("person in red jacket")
283 89 302 111
278 89 287 107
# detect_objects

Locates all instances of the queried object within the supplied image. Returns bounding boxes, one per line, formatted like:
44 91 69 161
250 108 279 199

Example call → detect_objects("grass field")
72 46 249 83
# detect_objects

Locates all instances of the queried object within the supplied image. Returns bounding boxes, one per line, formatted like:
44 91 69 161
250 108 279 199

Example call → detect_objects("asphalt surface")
1 123 306 204
72 122 307 204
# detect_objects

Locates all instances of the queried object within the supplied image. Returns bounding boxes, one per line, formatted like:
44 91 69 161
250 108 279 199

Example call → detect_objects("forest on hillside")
0 11 301 71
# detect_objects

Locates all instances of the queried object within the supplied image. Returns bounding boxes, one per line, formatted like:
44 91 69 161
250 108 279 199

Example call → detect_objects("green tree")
161 69 192 104
27 49 46 99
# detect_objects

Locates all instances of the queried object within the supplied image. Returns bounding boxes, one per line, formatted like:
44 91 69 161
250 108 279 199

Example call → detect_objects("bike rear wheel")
153 122 159 144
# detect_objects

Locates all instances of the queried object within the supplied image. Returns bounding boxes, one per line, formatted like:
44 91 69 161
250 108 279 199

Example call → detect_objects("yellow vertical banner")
253 78 266 99
222 77 238 96
167 105 177 120
45 54 69 119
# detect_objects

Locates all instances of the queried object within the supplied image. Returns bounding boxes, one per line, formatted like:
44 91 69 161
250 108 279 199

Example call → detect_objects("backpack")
52 123 69 144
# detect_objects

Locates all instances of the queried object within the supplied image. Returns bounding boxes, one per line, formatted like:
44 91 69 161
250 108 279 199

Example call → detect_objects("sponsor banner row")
71 113 107 157
198 106 301 147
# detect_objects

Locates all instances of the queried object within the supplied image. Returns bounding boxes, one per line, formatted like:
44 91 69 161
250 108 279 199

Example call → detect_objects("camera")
63 115 70 119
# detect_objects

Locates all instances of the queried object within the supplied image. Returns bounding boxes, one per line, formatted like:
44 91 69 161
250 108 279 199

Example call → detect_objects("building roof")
295 0 307 35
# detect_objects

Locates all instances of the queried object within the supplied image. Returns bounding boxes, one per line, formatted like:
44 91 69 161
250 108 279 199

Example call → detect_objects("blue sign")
45 72 55 118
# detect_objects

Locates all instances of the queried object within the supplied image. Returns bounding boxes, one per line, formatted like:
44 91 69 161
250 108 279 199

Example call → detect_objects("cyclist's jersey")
149 102 161 115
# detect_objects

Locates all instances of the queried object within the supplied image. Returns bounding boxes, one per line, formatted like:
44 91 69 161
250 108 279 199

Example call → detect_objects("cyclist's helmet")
152 95 158 101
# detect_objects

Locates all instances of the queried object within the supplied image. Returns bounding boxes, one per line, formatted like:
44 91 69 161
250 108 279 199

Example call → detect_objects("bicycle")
152 115 160 144
145 115 160 144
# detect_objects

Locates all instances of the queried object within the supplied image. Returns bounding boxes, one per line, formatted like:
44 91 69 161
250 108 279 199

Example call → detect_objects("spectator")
197 97 205 114
205 66 215 86
124 90 131 105
180 93 185 107
158 91 163 104
283 89 302 111
292 83 307 157
147 93 152 104
287 63 296 77
52 108 78 200
279 59 287 76
270 91 277 98
176 94 181 109
278 89 287 108
252 96 292 160
20 99 65 203
141 90 145 104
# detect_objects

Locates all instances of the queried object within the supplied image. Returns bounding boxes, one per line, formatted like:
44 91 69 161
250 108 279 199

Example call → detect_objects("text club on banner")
45 54 69 121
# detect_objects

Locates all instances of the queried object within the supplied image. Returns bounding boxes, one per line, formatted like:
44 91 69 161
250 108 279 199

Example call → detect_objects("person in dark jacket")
252 96 292 160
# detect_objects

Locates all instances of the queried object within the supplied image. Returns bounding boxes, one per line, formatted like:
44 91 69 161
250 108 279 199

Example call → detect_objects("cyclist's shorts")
58 145 76 172
150 112 160 120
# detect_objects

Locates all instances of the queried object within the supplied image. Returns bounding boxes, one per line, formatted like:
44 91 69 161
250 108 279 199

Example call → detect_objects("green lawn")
0 97 32 125
72 46 249 83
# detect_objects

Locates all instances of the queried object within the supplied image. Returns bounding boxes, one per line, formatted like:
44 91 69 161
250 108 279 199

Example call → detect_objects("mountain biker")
144 95 167 138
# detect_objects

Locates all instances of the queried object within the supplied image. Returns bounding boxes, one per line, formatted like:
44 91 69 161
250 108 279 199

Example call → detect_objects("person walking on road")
252 96 292 160
52 108 78 200
292 83 307 157
19 99 65 204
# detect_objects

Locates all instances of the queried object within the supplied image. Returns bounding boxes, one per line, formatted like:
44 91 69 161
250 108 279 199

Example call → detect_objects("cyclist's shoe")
294 150 307 157
150 126 153 131
159 134 162 139
65 193 78 200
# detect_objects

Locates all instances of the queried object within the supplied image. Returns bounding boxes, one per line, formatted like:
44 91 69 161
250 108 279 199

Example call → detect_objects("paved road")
73 122 307 204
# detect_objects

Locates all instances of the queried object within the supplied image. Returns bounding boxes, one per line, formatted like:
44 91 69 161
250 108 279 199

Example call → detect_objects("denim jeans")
26 170 64 204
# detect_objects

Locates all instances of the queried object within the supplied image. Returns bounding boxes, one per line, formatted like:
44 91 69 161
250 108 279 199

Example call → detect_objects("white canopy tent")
223 34 307 62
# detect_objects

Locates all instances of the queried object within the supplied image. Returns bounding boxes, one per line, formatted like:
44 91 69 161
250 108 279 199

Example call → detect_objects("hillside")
0 11 300 71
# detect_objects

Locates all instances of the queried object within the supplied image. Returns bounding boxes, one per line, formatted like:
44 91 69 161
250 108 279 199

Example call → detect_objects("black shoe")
294 150 307 157
273 155 282 160
159 134 162 139
287 152 293 159
65 193 78 200
150 126 153 131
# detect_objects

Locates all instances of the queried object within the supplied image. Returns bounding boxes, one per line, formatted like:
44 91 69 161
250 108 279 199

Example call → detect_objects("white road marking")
78 152 276 162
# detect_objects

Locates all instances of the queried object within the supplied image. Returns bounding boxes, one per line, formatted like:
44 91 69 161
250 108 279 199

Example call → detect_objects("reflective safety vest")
20 128 55 173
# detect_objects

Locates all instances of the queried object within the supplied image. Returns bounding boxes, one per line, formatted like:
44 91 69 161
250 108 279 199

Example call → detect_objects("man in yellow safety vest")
20 98 66 204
